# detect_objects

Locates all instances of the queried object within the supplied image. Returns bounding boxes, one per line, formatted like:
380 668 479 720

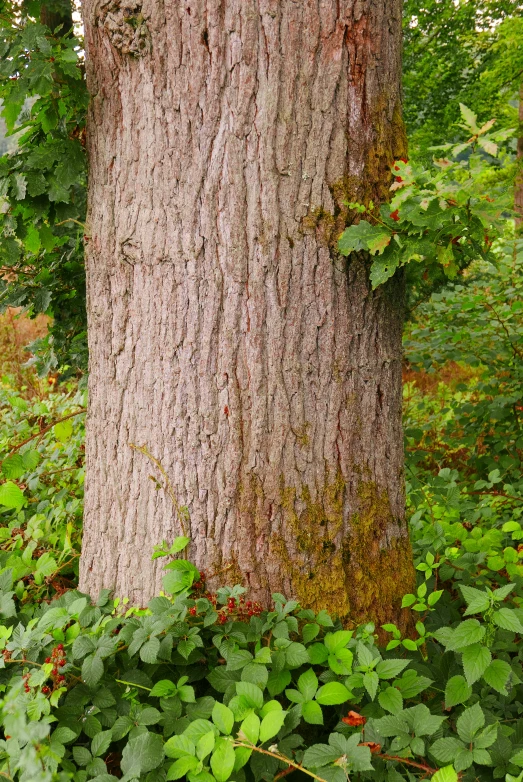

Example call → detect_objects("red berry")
390 209 400 222
45 657 51 663
189 607 197 616
42 686 50 694
59 659 66 667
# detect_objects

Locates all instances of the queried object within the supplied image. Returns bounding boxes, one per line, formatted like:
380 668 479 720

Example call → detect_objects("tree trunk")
80 0 415 630
40 0 73 34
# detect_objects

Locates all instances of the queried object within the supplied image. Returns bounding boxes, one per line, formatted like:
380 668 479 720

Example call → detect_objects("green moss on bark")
345 479 415 635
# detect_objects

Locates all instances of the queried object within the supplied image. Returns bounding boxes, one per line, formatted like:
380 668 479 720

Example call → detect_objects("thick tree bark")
80 0 415 630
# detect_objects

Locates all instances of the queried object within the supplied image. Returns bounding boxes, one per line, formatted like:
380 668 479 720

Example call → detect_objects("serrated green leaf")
210 739 235 782
444 675 472 708
457 703 484 743
482 659 511 694
316 682 352 705
239 712 260 744
212 702 234 735
0 481 25 509
82 654 104 688
260 709 287 740
378 686 403 714
462 644 491 685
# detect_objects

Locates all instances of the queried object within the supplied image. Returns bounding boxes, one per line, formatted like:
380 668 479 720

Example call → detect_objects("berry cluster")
44 644 67 689
187 593 264 623
22 672 31 693
217 596 263 624
192 571 206 591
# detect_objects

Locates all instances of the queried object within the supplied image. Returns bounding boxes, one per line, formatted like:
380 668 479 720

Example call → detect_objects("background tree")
78 0 415 628
0 0 88 376
403 0 522 160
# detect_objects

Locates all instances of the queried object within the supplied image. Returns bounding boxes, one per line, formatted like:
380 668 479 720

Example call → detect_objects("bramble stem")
233 742 329 782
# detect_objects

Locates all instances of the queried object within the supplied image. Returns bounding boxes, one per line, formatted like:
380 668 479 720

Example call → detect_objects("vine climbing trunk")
80 0 415 630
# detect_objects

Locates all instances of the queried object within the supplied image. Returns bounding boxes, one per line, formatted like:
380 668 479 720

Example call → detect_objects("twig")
378 753 439 775
115 678 152 692
274 766 297 781
0 409 86 464
54 219 86 229
483 301 523 361
234 742 328 782
129 443 187 536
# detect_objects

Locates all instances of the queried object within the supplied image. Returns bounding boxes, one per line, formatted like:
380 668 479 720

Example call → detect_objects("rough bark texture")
80 0 415 629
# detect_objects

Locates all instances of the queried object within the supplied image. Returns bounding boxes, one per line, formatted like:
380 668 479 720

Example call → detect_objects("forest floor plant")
0 239 522 782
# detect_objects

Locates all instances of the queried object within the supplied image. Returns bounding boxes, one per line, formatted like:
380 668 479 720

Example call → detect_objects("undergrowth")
0 242 522 782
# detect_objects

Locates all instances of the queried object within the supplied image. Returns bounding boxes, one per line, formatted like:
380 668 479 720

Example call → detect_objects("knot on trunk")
97 0 151 56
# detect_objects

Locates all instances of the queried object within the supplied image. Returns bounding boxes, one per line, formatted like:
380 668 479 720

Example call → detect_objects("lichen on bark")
95 0 150 56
